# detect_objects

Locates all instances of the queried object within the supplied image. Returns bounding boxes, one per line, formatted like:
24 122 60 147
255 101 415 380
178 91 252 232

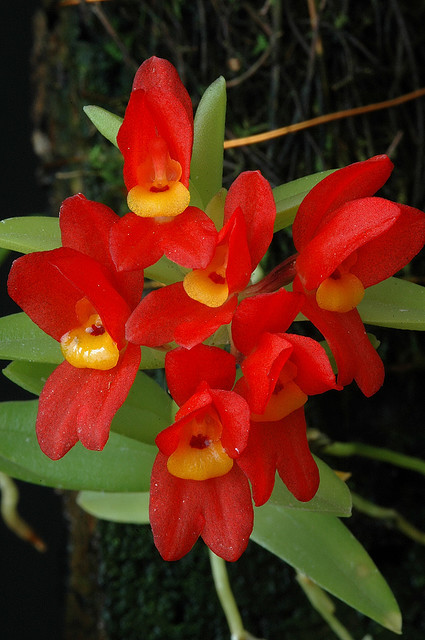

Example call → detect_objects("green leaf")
273 170 335 232
358 277 425 330
3 361 55 395
0 313 63 363
251 509 401 633
111 370 174 444
0 216 61 253
77 490 150 524
190 77 227 208
268 456 351 516
188 178 204 210
0 400 156 492
144 255 187 284
140 346 166 369
83 105 123 148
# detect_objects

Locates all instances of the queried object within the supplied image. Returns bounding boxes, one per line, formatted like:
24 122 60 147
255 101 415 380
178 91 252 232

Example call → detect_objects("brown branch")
224 86 425 148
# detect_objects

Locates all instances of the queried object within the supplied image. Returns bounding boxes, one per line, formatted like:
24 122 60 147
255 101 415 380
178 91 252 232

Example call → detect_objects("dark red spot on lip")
190 434 211 449
209 272 226 285
87 324 106 337
150 185 170 193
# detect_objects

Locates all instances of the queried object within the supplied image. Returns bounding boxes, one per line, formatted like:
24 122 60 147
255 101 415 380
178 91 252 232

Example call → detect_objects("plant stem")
208 550 264 640
323 441 425 476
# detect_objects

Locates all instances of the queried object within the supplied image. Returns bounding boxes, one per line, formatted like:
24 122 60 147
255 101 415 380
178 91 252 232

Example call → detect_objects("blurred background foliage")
4 0 425 638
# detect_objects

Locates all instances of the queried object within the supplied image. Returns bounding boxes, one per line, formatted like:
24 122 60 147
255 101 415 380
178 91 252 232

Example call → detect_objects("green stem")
352 492 425 545
296 573 355 640
323 441 425 475
208 550 264 640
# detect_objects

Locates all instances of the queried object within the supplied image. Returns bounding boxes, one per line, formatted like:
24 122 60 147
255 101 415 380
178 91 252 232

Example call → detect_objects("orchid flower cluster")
6 57 425 563
2 55 425 635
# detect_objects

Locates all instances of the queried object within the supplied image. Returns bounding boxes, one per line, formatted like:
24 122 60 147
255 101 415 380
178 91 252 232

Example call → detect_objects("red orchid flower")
150 344 253 561
126 170 276 349
112 56 217 271
7 194 144 460
292 154 425 396
232 289 339 505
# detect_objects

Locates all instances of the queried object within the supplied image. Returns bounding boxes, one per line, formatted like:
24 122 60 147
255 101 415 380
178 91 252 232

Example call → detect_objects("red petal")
132 57 193 126
119 58 193 190
238 408 319 505
223 207 252 294
275 409 320 502
224 171 276 268
126 283 237 349
240 333 294 414
352 203 425 288
236 422 277 506
8 248 130 348
156 384 214 456
296 197 401 290
209 388 251 457
165 344 236 406
161 207 218 269
149 453 206 560
232 289 304 355
60 194 117 268
293 155 394 252
294 278 384 396
61 197 144 308
36 343 141 459
150 453 253 561
283 334 339 395
110 213 164 271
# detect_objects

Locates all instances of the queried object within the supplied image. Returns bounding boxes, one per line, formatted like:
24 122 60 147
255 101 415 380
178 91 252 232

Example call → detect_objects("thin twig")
223 86 425 148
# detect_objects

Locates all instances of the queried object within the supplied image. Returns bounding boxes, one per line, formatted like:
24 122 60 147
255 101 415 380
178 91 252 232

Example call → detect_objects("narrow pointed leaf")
251 509 401 633
83 105 123 148
0 217 61 253
273 170 335 232
268 456 351 516
77 490 150 524
3 361 56 395
144 255 187 284
0 400 156 491
0 313 63 363
111 370 175 444
190 77 226 208
358 277 425 330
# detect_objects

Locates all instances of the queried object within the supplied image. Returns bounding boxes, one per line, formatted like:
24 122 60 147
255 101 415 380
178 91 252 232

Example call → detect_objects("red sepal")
237 408 319 505
294 278 384 396
8 248 131 349
149 453 253 561
110 207 217 272
118 58 193 191
224 171 276 269
36 343 141 459
60 194 144 308
293 155 394 252
232 288 304 355
125 282 238 349
132 57 193 126
296 197 401 290
165 344 236 406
